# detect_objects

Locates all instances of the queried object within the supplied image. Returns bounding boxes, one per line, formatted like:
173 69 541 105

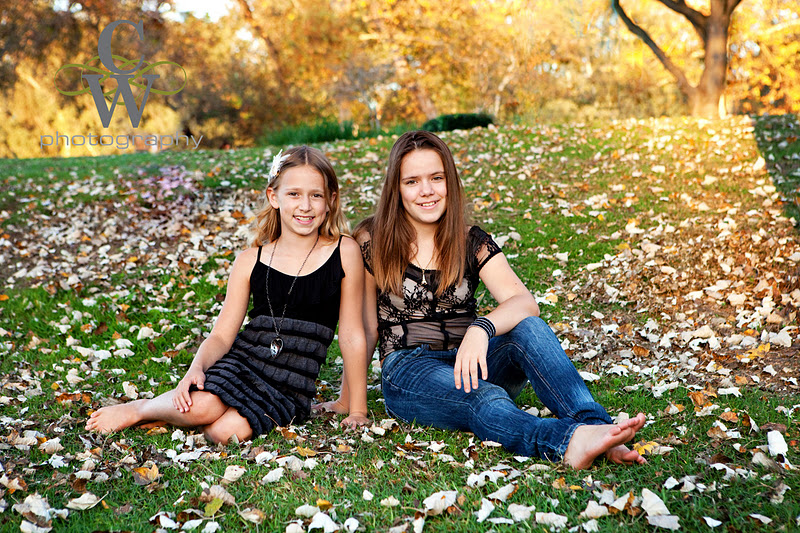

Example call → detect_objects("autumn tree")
727 0 800 114
612 0 744 118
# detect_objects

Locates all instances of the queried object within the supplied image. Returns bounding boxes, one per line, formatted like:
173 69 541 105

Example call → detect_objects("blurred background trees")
0 0 797 158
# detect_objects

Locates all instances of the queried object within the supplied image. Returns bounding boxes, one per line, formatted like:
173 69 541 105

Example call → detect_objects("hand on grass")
341 413 371 429
312 399 349 415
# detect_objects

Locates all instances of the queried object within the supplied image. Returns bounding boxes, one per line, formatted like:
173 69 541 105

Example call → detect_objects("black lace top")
361 226 502 359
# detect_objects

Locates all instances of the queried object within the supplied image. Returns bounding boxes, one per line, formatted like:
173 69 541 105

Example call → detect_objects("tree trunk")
412 85 439 120
691 1 730 117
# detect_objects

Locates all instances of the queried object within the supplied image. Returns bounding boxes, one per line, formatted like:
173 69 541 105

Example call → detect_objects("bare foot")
606 444 647 465
606 413 648 465
616 412 647 433
563 413 646 469
312 399 348 415
85 400 145 434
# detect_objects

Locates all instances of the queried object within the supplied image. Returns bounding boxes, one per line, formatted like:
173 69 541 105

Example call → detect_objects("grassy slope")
0 116 798 532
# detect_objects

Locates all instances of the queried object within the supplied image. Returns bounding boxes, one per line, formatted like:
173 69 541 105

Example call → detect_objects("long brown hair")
252 145 348 246
369 131 467 297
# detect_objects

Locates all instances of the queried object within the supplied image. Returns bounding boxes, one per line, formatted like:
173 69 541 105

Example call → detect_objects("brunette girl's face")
399 149 447 230
267 165 331 237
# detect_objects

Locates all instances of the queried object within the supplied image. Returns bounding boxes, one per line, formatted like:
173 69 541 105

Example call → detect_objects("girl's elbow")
525 294 540 317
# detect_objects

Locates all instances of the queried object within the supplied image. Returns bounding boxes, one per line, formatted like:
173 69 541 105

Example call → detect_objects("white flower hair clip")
268 149 290 180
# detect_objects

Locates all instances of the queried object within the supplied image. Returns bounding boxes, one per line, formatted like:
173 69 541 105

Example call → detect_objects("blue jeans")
381 316 612 461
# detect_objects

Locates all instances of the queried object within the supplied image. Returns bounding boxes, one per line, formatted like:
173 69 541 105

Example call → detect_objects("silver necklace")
414 249 435 285
264 233 319 357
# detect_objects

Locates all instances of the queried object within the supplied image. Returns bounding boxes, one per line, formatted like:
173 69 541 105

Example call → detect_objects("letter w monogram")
82 73 158 128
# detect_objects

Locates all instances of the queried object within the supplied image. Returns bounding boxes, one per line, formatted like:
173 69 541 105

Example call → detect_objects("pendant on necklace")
270 337 284 357
421 269 426 285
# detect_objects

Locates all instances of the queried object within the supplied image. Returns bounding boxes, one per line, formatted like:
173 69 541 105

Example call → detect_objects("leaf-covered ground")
0 115 798 532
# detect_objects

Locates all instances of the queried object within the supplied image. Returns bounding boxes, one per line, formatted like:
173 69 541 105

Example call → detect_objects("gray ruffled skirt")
196 315 334 436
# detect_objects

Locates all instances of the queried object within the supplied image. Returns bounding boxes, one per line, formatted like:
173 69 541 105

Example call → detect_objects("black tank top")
248 236 345 331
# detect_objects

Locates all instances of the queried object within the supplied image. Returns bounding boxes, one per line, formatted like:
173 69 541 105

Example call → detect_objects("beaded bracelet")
469 316 496 339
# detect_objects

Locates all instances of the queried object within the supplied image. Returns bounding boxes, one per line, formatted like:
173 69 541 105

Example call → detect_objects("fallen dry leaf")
38 439 63 455
262 467 284 483
767 430 788 456
422 490 457 516
647 515 681 530
296 446 318 458
66 492 101 510
535 512 568 530
641 489 670 516
308 511 338 532
132 464 160 486
222 465 246 483
508 503 536 521
238 507 265 524
486 484 516 502
474 498 495 523
380 496 401 507
199 485 235 506
295 504 320 517
580 500 609 519
316 499 333 511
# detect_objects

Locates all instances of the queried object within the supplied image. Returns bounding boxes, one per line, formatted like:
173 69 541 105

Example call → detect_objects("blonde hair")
252 145 349 246
368 131 467 297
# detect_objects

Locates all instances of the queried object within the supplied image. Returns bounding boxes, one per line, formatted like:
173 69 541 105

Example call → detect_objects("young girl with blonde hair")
87 146 370 442
328 131 646 468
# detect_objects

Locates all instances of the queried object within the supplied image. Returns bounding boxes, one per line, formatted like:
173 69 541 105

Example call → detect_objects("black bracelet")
469 317 496 339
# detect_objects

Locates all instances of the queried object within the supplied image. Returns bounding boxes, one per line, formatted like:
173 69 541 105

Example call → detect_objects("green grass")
1 115 799 532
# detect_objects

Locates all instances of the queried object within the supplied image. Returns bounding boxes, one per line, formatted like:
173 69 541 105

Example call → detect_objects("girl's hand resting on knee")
454 328 490 393
174 366 205 413
341 412 371 429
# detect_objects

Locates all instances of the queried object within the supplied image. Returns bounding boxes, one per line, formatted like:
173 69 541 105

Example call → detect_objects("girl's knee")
204 414 252 444
471 384 516 413
507 315 549 341
203 425 232 445
204 425 246 445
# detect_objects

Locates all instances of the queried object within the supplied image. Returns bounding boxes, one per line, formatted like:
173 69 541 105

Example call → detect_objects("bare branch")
612 0 694 98
761 17 800 37
655 0 708 43
726 0 744 18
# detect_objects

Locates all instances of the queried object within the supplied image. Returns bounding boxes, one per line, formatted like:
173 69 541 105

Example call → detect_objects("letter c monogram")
97 19 144 74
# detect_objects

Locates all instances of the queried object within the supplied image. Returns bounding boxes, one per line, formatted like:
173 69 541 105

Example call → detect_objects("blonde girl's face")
267 165 332 237
399 149 447 230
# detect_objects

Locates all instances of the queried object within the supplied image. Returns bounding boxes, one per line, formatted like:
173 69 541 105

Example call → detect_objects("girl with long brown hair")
325 131 646 468
87 146 370 442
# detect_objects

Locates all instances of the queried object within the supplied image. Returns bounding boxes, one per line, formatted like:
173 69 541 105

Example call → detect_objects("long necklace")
264 233 319 357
